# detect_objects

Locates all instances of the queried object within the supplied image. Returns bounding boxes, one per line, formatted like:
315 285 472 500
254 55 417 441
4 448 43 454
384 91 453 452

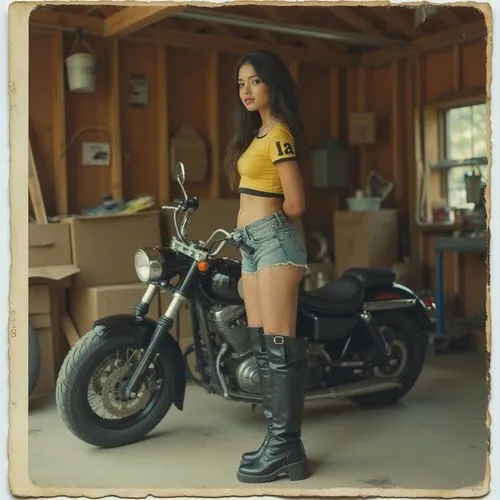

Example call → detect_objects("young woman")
223 50 310 484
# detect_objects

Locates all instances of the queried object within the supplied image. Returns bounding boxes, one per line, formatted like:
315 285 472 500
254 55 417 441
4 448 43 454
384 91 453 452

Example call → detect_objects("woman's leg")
240 272 262 328
237 264 309 483
239 270 275 465
257 265 305 336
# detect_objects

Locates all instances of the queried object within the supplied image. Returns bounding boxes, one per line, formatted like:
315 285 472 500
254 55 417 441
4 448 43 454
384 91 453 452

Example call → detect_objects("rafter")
436 8 465 27
104 6 185 37
370 7 422 38
29 8 105 35
127 26 358 67
258 5 353 53
362 20 487 67
329 7 384 37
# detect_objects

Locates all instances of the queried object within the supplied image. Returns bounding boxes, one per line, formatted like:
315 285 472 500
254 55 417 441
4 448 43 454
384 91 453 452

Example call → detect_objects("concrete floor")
28 349 489 495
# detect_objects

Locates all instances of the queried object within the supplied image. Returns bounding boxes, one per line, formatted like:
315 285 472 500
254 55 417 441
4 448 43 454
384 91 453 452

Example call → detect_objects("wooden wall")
28 24 488 311
359 38 487 313
29 28 346 241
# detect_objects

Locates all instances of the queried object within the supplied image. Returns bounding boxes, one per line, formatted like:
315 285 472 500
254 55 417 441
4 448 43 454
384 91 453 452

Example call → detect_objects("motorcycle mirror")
176 162 186 186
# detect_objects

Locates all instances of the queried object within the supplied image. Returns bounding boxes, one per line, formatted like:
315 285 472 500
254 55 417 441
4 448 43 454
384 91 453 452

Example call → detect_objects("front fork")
123 262 198 399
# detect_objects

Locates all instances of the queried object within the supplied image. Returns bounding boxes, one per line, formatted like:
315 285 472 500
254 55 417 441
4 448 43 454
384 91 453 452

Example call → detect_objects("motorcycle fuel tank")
200 258 244 305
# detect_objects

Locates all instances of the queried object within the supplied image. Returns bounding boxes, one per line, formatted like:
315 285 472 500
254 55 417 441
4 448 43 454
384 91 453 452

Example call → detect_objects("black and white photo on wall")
128 74 149 108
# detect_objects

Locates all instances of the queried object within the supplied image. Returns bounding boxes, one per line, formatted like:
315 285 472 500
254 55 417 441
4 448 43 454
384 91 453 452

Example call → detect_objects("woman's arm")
267 125 306 217
277 161 306 217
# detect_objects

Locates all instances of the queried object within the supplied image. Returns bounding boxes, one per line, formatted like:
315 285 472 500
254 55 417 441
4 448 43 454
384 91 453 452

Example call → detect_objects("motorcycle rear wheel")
56 330 174 448
349 310 428 407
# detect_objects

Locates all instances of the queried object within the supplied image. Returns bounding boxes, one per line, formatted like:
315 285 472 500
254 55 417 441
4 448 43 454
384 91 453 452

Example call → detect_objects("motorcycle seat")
299 276 364 315
342 267 395 288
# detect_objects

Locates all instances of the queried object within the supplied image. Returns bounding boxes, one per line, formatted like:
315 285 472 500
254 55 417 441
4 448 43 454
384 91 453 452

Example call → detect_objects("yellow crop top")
237 123 296 198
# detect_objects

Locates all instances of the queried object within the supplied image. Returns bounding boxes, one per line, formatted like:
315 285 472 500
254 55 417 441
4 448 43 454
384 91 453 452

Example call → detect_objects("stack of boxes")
64 211 164 335
28 222 79 398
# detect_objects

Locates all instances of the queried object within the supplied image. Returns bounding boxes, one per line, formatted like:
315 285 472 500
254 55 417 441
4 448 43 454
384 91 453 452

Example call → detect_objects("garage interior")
27 2 489 495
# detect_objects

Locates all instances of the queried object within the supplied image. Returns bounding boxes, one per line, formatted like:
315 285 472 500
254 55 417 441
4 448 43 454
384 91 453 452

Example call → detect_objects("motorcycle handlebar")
161 162 255 258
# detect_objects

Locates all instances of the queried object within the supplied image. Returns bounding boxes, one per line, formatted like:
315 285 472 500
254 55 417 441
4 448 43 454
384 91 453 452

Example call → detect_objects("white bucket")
65 53 96 93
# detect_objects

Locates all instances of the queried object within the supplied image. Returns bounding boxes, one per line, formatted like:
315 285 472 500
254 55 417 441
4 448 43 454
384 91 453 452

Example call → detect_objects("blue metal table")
434 235 487 336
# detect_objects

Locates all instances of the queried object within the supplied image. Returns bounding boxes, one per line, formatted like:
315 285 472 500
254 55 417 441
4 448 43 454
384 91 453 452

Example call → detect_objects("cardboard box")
29 262 80 376
29 284 57 398
63 211 161 288
29 284 51 314
69 283 161 336
29 222 72 267
29 220 80 289
334 209 399 275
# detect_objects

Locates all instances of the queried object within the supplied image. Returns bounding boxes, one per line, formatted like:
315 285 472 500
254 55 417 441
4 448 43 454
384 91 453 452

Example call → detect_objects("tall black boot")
237 334 310 483
240 326 273 465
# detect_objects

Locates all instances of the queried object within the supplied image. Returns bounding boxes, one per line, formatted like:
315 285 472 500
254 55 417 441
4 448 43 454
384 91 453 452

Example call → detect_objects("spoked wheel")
350 311 428 407
56 331 175 448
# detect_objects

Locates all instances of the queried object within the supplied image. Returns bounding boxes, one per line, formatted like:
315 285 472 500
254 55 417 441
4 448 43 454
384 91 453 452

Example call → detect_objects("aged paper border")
7 0 493 498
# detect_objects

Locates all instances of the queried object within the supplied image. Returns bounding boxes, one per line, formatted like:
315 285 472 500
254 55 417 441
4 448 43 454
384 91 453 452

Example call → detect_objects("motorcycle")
56 161 435 448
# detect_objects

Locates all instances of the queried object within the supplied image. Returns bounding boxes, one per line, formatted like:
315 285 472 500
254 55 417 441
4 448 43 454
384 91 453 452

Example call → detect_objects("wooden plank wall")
28 25 487 309
29 28 345 241
362 38 487 313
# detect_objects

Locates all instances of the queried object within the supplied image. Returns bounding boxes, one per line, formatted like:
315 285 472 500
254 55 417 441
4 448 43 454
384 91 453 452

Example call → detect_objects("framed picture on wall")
129 74 149 108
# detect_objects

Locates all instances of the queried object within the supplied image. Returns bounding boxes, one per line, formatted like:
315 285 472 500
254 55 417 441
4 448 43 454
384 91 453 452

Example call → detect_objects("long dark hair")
223 50 308 190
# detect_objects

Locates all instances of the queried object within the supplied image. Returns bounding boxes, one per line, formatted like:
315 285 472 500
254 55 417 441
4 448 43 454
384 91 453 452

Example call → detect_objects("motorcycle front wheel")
56 330 175 448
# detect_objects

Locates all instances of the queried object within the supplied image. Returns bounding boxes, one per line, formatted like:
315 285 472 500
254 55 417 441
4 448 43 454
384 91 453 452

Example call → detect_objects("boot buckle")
273 336 285 345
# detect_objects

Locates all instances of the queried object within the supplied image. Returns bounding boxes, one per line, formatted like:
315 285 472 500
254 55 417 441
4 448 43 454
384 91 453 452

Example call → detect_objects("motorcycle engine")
208 305 251 356
234 357 261 394
208 306 328 394
208 305 263 394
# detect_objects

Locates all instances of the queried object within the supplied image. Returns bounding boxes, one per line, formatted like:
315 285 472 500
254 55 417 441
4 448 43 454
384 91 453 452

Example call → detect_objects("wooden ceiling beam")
436 8 465 27
259 6 351 53
370 7 422 38
29 9 105 35
362 20 487 67
126 26 358 67
104 6 185 37
329 7 385 37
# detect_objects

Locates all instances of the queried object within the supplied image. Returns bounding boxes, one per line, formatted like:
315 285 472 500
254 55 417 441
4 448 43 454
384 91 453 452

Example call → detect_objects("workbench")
434 235 487 337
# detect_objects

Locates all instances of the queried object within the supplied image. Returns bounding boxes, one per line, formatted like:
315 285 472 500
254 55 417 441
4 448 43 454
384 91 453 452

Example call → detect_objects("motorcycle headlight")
134 247 164 283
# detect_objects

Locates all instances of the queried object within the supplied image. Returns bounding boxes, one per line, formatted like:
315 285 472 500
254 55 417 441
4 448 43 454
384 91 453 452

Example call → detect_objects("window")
442 103 488 209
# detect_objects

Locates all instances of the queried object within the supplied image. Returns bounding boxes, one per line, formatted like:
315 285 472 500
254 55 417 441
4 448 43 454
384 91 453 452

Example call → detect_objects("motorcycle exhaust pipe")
305 378 401 402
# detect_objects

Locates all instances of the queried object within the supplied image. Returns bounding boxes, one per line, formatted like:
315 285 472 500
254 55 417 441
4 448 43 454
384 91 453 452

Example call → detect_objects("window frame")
419 94 487 220
439 101 487 209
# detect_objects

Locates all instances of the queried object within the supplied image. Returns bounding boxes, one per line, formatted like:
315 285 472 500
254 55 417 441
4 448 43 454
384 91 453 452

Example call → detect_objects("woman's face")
237 63 270 112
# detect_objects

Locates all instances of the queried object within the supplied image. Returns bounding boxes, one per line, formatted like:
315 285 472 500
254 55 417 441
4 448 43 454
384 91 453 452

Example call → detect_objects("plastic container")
347 197 382 211
65 53 96 93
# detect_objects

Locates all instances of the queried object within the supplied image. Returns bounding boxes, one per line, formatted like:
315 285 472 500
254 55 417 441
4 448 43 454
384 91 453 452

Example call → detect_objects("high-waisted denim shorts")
234 210 308 275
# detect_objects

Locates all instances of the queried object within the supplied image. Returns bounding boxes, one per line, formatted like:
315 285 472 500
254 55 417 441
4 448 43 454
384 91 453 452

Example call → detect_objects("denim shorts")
234 210 308 275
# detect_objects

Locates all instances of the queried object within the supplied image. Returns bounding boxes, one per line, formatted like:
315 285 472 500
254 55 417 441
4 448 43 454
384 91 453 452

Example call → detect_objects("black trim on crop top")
238 187 285 199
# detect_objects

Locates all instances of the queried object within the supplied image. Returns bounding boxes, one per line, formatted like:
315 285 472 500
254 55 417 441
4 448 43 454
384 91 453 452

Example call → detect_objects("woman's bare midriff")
237 193 284 228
